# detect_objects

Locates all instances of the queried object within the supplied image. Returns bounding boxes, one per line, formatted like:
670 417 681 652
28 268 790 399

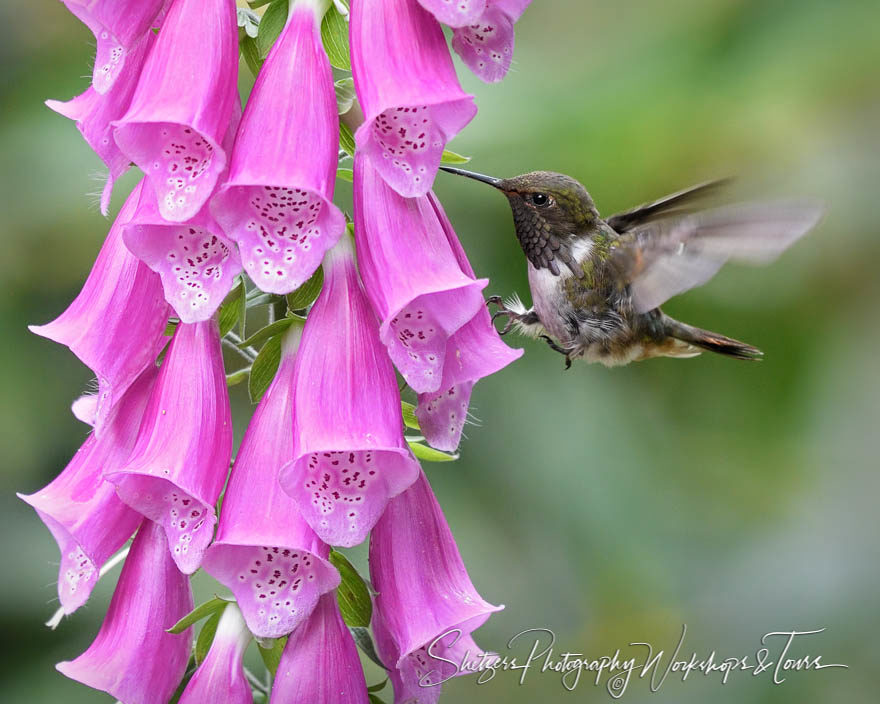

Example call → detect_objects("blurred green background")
1 0 878 701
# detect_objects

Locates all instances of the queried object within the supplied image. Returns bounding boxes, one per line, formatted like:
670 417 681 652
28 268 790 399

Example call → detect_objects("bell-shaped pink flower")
353 158 487 394
46 32 153 215
373 607 485 704
59 0 166 94
18 367 156 614
369 470 502 672
212 0 345 295
29 179 170 433
106 319 232 574
416 0 487 27
179 603 253 704
452 0 532 83
415 194 522 450
123 186 242 323
351 0 477 197
269 593 369 704
113 0 239 222
56 519 193 704
279 237 419 547
203 325 340 638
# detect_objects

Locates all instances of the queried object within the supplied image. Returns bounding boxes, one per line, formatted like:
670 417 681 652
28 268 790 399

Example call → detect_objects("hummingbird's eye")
530 193 551 207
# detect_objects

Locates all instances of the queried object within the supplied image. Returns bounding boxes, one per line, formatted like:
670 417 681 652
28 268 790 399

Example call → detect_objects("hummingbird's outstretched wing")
606 179 730 233
613 201 824 313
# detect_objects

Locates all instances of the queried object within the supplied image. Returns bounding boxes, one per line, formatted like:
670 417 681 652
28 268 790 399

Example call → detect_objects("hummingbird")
440 166 823 368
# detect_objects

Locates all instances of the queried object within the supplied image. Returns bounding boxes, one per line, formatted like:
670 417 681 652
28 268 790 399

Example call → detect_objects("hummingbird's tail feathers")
663 317 763 361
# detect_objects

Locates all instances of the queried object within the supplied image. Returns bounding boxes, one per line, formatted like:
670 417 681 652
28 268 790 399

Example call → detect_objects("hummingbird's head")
439 167 599 236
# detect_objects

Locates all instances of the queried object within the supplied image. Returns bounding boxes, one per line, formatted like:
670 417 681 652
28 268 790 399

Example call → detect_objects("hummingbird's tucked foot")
487 294 545 338
540 335 573 369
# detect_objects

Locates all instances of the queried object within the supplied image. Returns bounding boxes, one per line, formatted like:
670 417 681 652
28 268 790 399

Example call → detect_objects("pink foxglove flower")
179 603 253 704
351 0 477 197
59 0 166 94
203 325 340 638
369 471 501 679
113 0 239 222
415 194 522 450
18 367 156 614
373 607 484 704
107 319 232 574
123 186 242 323
279 237 419 547
29 179 170 433
212 0 345 295
417 0 487 27
452 0 532 83
353 158 487 394
46 32 153 215
270 593 369 704
56 519 193 704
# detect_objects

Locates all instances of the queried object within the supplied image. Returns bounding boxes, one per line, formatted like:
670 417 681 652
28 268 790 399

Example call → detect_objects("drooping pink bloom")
203 325 340 638
46 32 153 215
106 319 232 574
123 186 242 323
179 603 253 704
351 0 477 197
373 607 486 704
452 0 532 83
369 471 502 679
113 0 239 222
212 0 345 295
71 393 99 426
269 593 369 704
353 158 487 394
59 0 166 94
279 237 419 547
56 519 193 704
18 367 156 614
414 193 522 450
29 179 170 433
416 0 487 27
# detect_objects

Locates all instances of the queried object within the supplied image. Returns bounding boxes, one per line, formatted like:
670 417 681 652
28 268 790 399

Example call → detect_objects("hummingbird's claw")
491 308 515 335
486 295 505 308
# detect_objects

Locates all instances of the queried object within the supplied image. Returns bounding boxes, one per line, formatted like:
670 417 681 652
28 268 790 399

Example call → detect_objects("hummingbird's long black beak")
438 166 503 188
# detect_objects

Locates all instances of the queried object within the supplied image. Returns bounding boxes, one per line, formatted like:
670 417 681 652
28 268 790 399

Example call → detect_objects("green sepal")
286 266 324 310
368 695 387 704
401 401 420 431
335 77 355 115
164 319 179 337
367 679 388 693
219 277 246 337
237 316 301 349
248 334 283 404
247 0 275 7
407 440 459 462
256 0 287 59
329 550 372 628
321 4 350 70
195 606 225 665
350 626 387 670
258 636 287 678
240 33 263 78
167 595 230 634
226 367 251 387
336 167 353 183
339 121 356 157
440 149 472 165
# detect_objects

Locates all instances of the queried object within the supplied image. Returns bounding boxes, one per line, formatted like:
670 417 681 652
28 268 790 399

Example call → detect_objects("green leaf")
339 121 356 157
248 0 275 7
219 278 246 337
256 0 287 59
350 626 386 669
286 266 324 310
368 695 387 704
336 167 353 183
440 149 472 165
226 367 251 387
240 33 263 77
407 440 459 462
321 4 350 70
195 607 225 665
258 636 287 678
401 401 420 430
237 316 298 349
367 679 388 693
335 77 355 115
167 596 229 634
248 334 283 404
329 550 372 627
237 7 261 38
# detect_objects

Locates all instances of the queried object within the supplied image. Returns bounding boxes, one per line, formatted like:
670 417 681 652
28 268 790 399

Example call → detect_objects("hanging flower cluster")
25 0 529 701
